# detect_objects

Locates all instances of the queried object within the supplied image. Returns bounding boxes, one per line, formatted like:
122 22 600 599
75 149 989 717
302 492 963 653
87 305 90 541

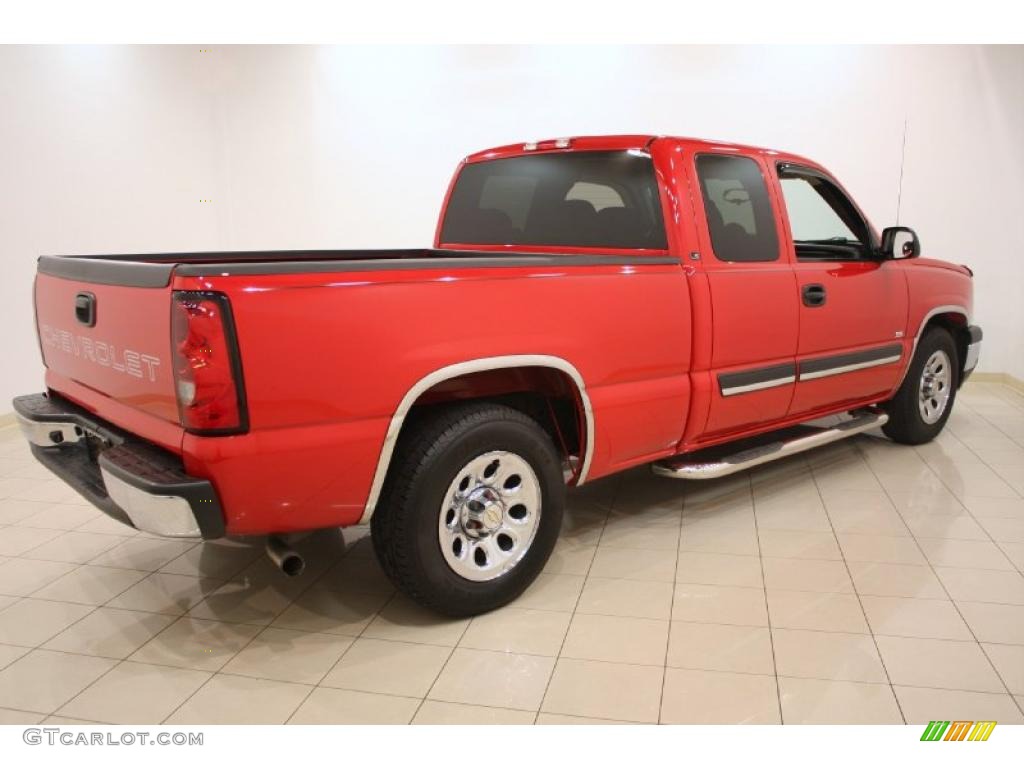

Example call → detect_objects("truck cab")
439 136 979 454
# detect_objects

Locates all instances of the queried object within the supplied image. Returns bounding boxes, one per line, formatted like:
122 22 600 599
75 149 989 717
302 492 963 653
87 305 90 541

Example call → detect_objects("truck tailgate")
34 263 181 432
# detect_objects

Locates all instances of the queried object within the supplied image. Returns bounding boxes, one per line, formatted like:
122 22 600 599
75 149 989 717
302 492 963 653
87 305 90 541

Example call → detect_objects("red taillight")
171 291 247 434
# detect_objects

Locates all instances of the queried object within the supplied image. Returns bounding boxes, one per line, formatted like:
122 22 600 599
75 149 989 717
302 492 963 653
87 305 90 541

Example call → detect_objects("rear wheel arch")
360 355 593 524
370 401 566 615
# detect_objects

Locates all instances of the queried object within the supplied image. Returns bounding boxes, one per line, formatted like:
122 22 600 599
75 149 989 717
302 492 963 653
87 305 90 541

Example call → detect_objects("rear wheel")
371 402 564 617
881 326 959 445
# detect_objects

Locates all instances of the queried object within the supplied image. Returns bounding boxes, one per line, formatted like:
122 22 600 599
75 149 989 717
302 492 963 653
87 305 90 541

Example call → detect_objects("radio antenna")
896 119 908 224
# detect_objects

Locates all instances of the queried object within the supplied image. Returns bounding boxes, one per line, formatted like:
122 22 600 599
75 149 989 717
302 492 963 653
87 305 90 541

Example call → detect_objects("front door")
773 163 909 416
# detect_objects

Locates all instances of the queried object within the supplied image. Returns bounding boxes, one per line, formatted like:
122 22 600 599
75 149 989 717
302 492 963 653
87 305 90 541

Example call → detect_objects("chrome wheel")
918 350 952 424
438 450 542 582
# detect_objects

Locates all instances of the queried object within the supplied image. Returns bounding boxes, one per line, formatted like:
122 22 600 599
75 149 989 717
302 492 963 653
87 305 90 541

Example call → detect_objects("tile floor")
1 381 1024 725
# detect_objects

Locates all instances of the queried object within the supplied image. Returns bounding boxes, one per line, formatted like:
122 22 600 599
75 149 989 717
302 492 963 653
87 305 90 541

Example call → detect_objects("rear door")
772 164 909 416
690 151 800 438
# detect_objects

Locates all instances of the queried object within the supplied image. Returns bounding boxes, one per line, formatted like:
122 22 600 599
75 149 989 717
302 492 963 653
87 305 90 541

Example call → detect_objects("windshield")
439 151 668 250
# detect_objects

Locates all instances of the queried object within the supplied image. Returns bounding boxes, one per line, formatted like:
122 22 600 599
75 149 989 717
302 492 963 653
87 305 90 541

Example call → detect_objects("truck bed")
33 245 692 534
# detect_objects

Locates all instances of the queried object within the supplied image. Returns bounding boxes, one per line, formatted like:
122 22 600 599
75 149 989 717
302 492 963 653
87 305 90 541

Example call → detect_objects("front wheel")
881 326 959 445
371 402 565 617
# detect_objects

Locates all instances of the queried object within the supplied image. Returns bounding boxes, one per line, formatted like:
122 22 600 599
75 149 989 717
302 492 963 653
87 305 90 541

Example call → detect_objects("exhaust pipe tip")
266 536 305 577
278 552 305 577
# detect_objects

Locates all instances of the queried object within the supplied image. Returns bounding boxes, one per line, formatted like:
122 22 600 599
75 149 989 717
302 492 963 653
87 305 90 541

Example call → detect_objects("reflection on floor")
1 382 1023 725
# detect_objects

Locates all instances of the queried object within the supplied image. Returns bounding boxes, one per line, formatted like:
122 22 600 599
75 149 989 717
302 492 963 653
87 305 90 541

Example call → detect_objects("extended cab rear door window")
695 154 779 263
439 151 668 249
777 163 873 261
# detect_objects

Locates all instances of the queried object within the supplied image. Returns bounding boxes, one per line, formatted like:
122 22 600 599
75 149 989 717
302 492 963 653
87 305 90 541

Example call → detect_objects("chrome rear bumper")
15 414 84 447
99 453 210 539
13 392 224 539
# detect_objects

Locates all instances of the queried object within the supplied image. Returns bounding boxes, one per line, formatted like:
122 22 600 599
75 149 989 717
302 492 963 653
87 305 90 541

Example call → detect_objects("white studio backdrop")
1 45 1022 411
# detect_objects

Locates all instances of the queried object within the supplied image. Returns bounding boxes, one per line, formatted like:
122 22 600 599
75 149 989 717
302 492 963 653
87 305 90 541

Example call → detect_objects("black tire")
371 402 565 617
881 326 959 445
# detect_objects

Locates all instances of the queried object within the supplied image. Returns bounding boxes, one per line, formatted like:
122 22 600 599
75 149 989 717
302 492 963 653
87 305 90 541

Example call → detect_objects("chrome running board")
652 410 888 480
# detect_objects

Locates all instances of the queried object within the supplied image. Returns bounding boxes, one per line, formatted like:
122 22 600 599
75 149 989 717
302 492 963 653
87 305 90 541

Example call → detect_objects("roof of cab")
465 135 656 163
464 134 818 169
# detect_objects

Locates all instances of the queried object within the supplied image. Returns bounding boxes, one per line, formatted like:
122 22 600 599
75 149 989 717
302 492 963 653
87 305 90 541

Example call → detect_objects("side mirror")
880 226 921 259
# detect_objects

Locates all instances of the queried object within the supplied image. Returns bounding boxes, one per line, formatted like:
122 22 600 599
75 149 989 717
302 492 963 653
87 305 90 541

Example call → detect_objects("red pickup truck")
15 135 981 616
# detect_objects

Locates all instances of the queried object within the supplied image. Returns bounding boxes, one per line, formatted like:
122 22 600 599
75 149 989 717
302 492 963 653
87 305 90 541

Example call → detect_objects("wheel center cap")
462 487 504 537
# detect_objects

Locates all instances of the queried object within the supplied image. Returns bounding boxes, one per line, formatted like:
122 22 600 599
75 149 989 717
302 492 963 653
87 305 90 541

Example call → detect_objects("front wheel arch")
898 309 970 393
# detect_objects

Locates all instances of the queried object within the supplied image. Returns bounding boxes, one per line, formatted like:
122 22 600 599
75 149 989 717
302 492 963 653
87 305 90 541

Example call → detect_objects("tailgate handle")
75 292 96 327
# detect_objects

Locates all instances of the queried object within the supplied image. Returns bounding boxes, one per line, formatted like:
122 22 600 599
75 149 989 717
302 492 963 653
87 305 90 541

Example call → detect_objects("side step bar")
652 410 888 480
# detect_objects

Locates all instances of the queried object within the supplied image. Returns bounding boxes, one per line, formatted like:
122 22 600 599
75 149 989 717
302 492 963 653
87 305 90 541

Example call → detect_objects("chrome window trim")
359 355 594 525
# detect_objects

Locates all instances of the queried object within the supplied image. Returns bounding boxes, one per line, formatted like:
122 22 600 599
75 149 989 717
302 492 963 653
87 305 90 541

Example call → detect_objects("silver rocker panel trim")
652 410 888 481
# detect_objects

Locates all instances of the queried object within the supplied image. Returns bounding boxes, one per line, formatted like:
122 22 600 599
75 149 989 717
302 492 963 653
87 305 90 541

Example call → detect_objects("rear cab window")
695 154 779 263
439 151 668 250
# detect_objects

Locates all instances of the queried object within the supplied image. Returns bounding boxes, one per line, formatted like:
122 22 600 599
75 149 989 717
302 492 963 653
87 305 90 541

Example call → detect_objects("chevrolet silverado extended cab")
15 135 981 616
